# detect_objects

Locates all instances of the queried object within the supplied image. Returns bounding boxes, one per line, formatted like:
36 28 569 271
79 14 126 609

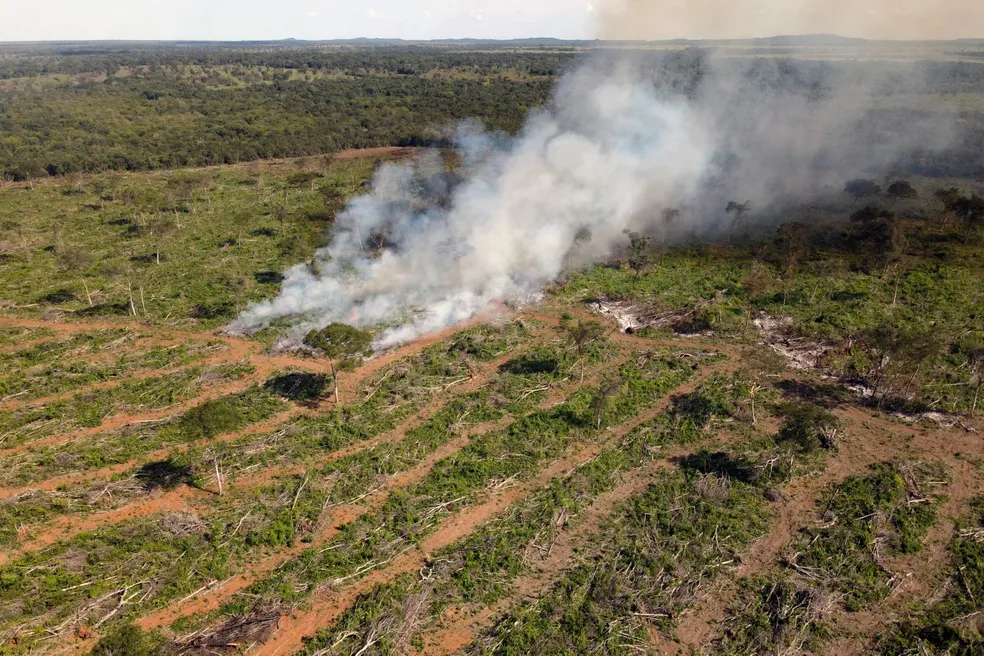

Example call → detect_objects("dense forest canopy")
1 43 984 179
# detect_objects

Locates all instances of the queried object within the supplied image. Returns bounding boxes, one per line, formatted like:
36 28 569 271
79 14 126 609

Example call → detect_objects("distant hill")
2 34 983 55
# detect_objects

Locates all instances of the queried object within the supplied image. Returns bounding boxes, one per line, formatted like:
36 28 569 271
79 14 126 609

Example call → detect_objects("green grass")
0 322 548 646
296 368 745 655
877 496 984 655
0 336 225 402
469 470 770 655
556 206 984 414
0 361 254 451
174 350 707 635
0 157 379 328
0 326 54 347
711 576 833 655
791 461 948 612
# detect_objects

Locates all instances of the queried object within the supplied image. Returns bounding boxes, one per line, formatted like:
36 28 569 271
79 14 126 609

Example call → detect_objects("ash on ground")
754 312 970 430
753 313 832 371
586 298 709 336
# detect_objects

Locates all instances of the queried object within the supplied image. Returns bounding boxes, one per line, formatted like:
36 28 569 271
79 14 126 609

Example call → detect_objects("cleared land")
0 37 984 656
1 70 984 655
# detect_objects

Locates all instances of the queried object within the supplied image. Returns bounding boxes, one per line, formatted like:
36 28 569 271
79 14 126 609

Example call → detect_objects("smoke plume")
230 7 959 348
599 0 984 41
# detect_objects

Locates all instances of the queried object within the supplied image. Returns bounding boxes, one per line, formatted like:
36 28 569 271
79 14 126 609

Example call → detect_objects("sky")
1 0 596 42
2 0 982 42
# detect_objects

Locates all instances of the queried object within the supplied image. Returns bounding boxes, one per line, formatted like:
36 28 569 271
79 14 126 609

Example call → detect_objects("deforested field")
0 41 983 656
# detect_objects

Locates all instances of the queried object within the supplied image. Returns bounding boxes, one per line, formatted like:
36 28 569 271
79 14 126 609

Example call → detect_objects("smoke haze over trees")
232 43 973 346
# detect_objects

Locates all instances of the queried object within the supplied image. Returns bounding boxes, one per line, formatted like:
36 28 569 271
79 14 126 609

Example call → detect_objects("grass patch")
878 496 984 654
468 469 770 654
0 361 254 450
712 576 834 655
0 385 286 491
789 461 948 611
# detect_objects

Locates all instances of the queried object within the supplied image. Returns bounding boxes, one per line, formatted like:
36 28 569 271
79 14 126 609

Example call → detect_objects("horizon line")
2 34 984 46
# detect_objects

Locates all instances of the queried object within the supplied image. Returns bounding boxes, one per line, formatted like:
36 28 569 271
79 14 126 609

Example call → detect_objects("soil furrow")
416 452 704 656
250 442 606 656
670 402 984 655
260 356 736 656
0 344 241 412
136 416 510 632
0 408 307 501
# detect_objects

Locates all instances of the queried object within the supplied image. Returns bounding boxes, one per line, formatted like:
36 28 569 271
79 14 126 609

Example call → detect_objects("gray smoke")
230 45 955 348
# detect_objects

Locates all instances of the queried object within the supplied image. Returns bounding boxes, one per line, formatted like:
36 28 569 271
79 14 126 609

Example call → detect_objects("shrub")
775 402 839 454
90 624 174 656
180 399 242 441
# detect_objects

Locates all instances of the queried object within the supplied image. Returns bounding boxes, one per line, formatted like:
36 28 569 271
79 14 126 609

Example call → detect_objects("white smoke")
230 49 954 348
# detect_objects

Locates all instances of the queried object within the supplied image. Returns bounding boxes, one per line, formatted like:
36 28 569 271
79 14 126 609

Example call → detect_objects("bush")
775 402 839 454
179 399 242 441
91 624 174 656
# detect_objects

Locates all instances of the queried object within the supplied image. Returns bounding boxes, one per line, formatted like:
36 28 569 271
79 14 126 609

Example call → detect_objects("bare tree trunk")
81 278 93 306
330 357 339 403
903 365 921 398
973 380 981 418
213 452 223 496
139 286 148 316
127 281 137 317
156 241 161 264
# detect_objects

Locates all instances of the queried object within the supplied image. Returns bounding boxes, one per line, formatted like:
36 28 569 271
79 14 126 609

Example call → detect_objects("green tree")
953 194 984 235
624 230 652 282
560 317 606 384
590 376 622 429
953 336 984 416
726 201 751 232
181 399 241 496
304 323 374 403
147 215 177 265
887 180 918 201
662 207 681 225
566 226 592 270
56 246 94 306
91 624 174 656
318 182 347 217
775 222 811 274
934 187 961 227
858 322 940 404
845 179 882 201
850 206 907 271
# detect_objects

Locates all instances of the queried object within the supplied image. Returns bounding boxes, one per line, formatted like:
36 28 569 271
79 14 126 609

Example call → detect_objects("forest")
2 44 984 180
